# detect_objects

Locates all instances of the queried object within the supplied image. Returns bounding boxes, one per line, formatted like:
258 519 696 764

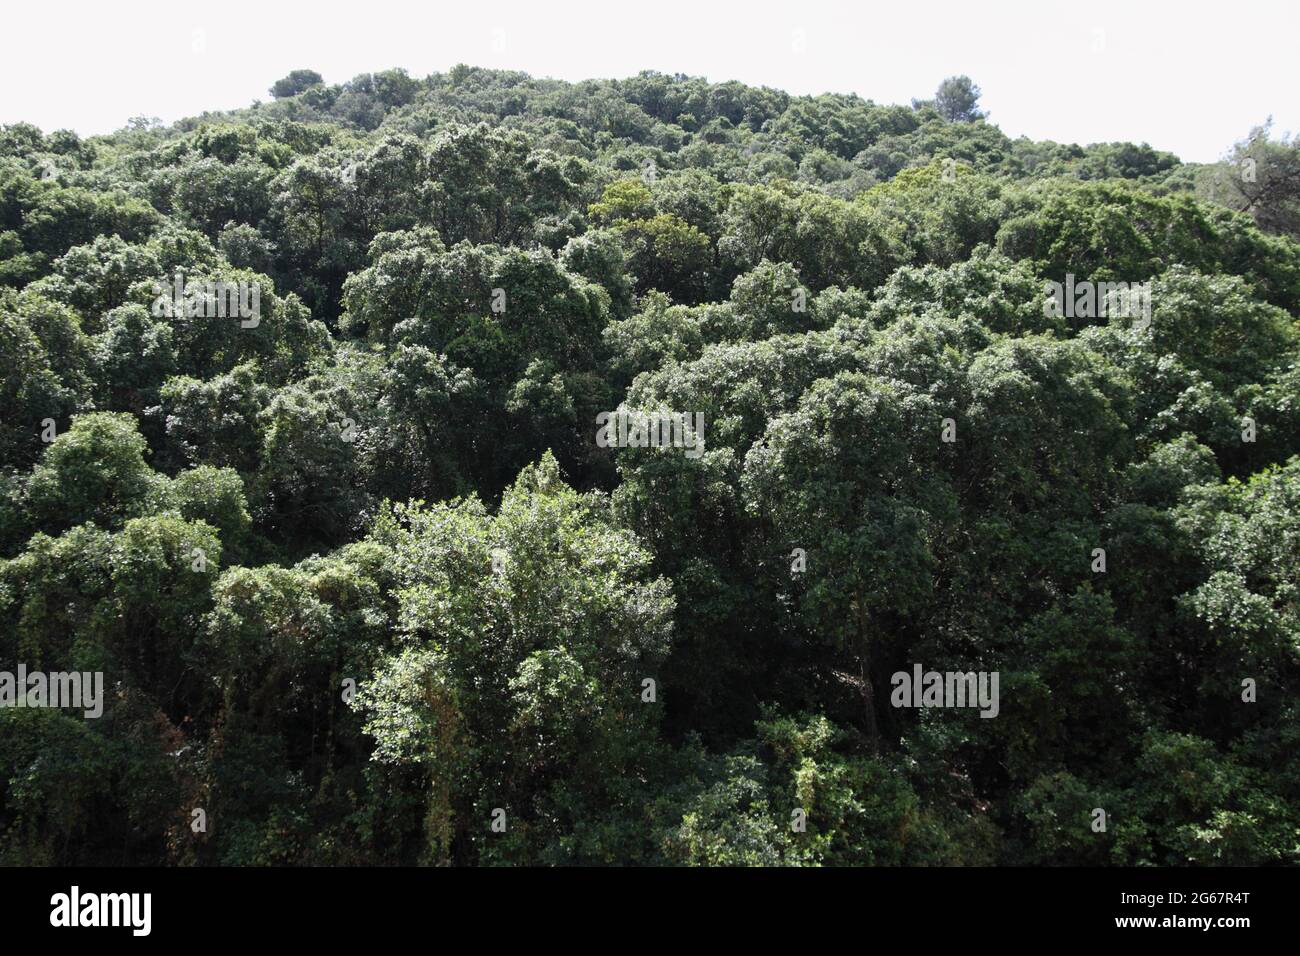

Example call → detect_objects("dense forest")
1 66 1298 866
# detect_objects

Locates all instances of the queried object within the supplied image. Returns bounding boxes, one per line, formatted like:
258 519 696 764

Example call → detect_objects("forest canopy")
1 67 1297 866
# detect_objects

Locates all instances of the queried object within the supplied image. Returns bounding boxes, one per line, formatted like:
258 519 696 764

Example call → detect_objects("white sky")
3 0 1296 163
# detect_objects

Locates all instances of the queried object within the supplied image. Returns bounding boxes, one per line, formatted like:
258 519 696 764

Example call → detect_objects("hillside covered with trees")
1 67 1298 866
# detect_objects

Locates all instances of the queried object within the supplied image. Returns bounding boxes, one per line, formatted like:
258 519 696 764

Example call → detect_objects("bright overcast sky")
3 0 1297 163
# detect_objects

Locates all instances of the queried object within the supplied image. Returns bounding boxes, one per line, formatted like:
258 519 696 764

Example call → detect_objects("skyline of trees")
1 68 1297 866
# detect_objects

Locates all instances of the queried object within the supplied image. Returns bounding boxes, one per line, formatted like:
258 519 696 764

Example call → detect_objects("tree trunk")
854 590 879 753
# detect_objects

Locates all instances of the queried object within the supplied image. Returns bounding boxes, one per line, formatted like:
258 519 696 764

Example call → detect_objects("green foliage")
270 70 326 100
1 66 1297 867
932 76 986 123
23 412 163 535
